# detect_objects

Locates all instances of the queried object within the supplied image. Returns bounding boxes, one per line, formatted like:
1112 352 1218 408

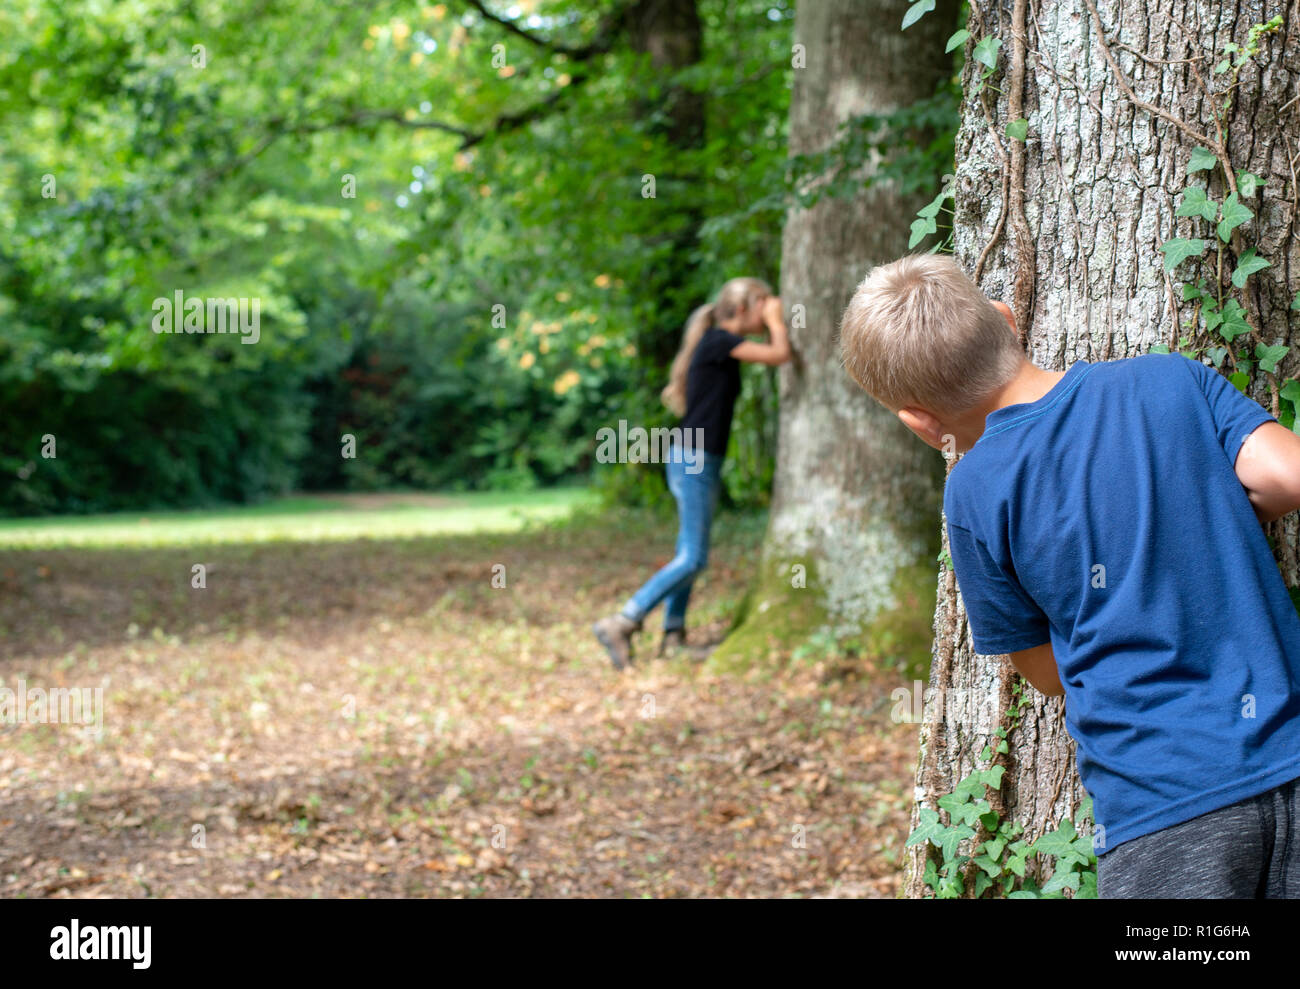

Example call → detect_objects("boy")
839 252 1300 898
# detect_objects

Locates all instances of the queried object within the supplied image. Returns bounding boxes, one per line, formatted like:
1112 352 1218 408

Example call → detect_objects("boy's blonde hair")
839 253 1024 417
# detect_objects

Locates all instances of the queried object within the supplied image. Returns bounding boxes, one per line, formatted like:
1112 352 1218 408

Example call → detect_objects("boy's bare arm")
1234 422 1300 523
1007 641 1064 696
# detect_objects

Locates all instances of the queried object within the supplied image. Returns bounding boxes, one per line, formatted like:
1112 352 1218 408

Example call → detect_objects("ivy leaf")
1230 371 1250 392
972 854 1002 877
1255 343 1289 374
1042 865 1082 895
1175 186 1218 223
916 189 947 218
1006 118 1028 142
937 823 976 860
1232 247 1270 288
1218 300 1252 342
1280 379 1300 406
973 35 1001 70
1206 346 1228 368
909 216 936 249
1077 869 1099 899
1149 344 1171 354
945 28 970 53
1007 889 1039 898
1217 192 1253 241
1029 818 1078 859
922 856 940 890
982 836 1006 860
1187 146 1217 173
972 871 994 897
1180 281 1204 301
1291 290 1300 311
1158 237 1207 272
901 0 936 30
907 807 945 847
1236 170 1264 197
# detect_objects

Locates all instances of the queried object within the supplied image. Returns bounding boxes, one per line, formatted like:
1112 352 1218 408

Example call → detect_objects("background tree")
711 0 962 673
904 0 1296 897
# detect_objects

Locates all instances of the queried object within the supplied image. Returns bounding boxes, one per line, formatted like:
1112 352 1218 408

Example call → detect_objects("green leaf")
916 189 947 219
1206 346 1228 368
1236 171 1264 197
936 823 976 860
1007 889 1039 898
1232 247 1270 288
973 36 1001 70
907 807 945 848
972 854 1002 877
1230 371 1250 392
1291 290 1300 311
908 216 936 249
1042 865 1082 894
982 836 1006 860
1005 118 1028 142
1180 281 1204 301
945 28 970 53
922 856 939 890
1149 344 1171 355
1158 237 1207 272
1218 298 1252 342
1077 869 1099 899
1256 343 1288 374
1028 818 1078 858
972 871 994 897
1188 146 1217 173
901 0 936 30
1217 192 1253 241
1175 186 1218 223
1280 379 1300 405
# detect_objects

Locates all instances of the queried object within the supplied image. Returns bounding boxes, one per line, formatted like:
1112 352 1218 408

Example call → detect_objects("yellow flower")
553 370 581 395
593 273 611 288
530 320 546 335
391 20 411 46
410 51 424 67
556 73 571 87
498 65 516 78
538 338 550 354
495 338 510 352
622 344 637 357
555 291 571 303
588 334 606 348
519 352 535 369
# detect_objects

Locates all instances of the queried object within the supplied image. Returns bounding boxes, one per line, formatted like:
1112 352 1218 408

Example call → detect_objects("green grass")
0 488 598 549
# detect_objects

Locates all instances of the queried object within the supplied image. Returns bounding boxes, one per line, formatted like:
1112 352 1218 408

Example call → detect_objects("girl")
593 277 791 669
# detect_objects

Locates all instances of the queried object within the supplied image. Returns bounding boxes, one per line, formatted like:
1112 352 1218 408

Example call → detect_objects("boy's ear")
989 299 1017 335
897 406 947 451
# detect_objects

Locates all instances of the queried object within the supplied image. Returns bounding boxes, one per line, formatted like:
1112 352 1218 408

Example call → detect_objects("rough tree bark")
904 0 1300 896
711 0 961 671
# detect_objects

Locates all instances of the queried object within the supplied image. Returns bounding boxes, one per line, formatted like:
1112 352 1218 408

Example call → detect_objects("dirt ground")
0 508 920 898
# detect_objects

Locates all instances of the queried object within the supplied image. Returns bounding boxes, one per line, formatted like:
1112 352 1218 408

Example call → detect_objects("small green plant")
906 679 1097 898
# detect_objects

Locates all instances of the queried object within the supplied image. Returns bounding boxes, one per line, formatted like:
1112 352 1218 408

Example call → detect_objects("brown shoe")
657 627 686 658
593 613 641 670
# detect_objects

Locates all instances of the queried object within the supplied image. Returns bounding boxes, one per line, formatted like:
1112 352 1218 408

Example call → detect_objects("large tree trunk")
905 0 1300 896
711 0 961 671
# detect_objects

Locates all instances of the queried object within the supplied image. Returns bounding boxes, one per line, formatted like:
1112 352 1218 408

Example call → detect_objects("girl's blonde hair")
839 253 1023 417
662 276 772 416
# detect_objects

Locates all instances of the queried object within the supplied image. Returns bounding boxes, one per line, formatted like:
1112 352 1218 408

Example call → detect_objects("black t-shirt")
680 327 744 456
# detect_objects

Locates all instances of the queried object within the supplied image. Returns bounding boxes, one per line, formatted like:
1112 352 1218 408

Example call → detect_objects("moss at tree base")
706 556 937 680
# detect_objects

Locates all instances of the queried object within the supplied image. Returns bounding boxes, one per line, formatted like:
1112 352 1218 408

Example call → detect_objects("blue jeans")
621 447 722 631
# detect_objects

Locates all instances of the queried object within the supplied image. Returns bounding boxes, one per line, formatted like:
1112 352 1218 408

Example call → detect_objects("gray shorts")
1096 776 1300 898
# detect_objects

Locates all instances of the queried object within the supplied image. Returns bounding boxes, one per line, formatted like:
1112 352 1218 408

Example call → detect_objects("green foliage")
0 0 797 515
1156 17 1295 431
907 680 1098 898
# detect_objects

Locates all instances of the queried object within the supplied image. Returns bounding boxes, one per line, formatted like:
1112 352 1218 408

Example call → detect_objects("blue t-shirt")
943 352 1300 855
